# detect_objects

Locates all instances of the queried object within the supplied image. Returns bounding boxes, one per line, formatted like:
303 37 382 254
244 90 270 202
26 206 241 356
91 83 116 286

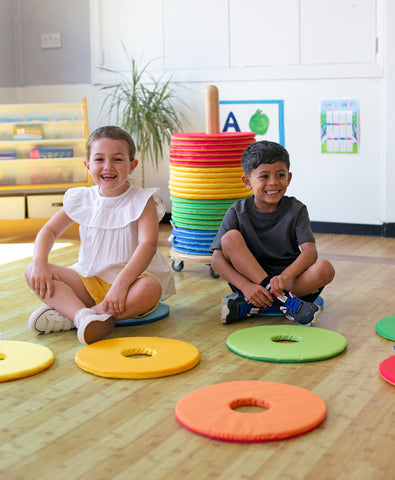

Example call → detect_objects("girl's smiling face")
242 161 292 212
85 138 138 197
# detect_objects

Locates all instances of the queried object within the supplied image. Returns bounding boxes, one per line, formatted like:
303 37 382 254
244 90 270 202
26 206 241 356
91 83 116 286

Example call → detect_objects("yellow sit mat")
0 340 54 382
169 180 248 191
170 190 252 200
74 337 200 379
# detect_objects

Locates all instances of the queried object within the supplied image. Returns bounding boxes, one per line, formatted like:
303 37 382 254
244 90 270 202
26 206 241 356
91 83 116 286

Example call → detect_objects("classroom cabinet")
0 98 90 238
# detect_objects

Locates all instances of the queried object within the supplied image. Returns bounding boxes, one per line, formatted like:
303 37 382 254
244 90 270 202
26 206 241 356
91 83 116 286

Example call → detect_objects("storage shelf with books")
0 98 91 238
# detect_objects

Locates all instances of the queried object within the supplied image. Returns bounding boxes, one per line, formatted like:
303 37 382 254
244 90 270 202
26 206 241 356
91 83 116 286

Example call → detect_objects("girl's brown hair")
86 126 136 161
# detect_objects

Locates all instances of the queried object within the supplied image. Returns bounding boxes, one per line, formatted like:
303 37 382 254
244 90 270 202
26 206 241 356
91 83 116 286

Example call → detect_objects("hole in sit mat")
271 334 302 344
121 348 156 359
230 398 270 413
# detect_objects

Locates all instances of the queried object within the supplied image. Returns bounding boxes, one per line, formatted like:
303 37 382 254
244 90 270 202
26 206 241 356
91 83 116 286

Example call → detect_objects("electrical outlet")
41 33 62 49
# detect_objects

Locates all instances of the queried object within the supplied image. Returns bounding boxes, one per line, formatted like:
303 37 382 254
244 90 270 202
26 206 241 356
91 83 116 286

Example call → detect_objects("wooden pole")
205 85 220 134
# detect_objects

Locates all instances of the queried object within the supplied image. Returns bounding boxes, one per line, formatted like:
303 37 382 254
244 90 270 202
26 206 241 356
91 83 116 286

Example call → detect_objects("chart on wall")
219 100 285 146
321 99 359 154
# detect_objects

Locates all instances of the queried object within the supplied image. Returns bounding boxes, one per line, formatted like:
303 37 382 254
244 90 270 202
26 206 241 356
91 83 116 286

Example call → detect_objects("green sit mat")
376 315 395 341
226 325 347 363
115 302 169 327
170 196 237 209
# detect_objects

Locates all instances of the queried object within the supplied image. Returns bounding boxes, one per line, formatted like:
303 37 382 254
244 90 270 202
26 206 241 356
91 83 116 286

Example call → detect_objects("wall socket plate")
41 33 62 49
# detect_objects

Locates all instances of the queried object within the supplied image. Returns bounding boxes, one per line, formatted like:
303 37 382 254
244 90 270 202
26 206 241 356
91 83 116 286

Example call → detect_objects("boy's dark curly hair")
241 140 290 175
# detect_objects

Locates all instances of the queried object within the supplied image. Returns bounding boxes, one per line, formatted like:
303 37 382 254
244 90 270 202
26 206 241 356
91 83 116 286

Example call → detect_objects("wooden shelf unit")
0 98 90 239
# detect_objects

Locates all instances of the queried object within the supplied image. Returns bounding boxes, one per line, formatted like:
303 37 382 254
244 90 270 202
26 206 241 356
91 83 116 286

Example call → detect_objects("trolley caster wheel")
209 266 220 279
172 260 184 272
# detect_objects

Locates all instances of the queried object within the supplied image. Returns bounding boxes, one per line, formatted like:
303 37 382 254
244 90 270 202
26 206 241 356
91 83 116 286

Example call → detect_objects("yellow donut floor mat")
74 337 200 379
0 340 54 382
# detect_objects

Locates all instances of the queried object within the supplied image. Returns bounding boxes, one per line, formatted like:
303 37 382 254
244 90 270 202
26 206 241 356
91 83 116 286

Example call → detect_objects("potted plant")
98 48 185 187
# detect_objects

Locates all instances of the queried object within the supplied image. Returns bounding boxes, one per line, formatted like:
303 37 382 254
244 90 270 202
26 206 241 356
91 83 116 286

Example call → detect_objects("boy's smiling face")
242 161 292 212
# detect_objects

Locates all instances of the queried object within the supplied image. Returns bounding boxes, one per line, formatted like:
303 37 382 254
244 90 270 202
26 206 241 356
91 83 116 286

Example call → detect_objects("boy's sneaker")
272 292 321 326
221 292 265 324
74 308 115 345
28 306 75 334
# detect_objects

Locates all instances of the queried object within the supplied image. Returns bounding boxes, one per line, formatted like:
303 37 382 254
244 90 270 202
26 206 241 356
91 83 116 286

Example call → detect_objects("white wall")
15 0 90 86
88 0 388 225
384 0 395 223
0 0 18 87
1 0 393 229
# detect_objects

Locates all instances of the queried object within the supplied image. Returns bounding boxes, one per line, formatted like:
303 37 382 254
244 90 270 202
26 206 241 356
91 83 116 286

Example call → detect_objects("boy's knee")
221 229 245 250
317 259 335 284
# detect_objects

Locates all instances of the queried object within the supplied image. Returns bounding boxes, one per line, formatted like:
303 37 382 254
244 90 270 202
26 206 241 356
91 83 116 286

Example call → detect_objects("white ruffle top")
63 184 175 300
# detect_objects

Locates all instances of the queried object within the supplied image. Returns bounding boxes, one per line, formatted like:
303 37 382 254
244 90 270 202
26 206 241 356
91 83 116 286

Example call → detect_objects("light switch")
41 33 62 49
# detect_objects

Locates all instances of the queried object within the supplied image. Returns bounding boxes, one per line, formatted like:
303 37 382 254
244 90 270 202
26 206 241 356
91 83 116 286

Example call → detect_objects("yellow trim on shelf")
0 218 79 239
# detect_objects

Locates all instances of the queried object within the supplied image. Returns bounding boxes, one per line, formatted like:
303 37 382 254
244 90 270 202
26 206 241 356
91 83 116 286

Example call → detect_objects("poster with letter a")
219 100 285 146
321 99 359 153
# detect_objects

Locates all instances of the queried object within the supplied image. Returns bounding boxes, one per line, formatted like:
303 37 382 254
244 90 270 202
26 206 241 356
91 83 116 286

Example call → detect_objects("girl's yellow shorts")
75 272 158 316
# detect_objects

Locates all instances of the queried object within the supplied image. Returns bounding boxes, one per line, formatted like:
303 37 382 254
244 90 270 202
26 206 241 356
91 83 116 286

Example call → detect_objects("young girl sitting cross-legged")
25 125 175 344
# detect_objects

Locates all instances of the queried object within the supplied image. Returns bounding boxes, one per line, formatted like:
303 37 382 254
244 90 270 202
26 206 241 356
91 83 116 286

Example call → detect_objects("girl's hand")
29 262 58 299
101 283 129 317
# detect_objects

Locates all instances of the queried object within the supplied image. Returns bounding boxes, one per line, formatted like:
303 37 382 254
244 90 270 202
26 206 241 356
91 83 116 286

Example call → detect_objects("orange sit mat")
0 340 54 382
175 381 327 442
74 337 200 379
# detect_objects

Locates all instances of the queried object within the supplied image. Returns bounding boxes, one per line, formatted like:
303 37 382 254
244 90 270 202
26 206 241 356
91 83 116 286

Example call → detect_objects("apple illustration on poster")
249 109 270 135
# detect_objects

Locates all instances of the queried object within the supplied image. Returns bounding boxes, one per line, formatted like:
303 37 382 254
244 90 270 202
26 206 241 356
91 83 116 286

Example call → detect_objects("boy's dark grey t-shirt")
209 195 315 276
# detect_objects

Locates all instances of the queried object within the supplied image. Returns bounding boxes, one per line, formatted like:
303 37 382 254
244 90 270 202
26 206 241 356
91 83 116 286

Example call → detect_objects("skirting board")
311 221 395 238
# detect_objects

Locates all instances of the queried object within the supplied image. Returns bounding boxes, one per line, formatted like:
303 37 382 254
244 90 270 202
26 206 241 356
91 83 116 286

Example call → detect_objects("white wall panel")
301 0 377 64
230 0 299 67
163 0 229 70
99 0 163 71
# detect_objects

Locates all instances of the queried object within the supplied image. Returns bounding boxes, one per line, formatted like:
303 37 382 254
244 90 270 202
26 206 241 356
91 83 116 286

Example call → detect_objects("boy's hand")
270 273 295 297
243 282 273 308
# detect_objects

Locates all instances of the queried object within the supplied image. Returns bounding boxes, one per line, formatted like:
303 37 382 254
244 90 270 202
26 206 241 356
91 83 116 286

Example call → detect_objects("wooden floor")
0 224 394 480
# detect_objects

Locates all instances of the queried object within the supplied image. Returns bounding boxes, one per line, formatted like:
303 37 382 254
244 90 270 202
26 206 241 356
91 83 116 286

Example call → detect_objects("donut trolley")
169 85 255 277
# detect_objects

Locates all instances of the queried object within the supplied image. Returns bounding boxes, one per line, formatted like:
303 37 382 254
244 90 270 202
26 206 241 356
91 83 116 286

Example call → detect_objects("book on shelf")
30 148 74 159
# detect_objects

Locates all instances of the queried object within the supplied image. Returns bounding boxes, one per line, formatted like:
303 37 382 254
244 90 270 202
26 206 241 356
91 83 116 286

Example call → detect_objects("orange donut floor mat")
74 337 200 379
175 380 327 442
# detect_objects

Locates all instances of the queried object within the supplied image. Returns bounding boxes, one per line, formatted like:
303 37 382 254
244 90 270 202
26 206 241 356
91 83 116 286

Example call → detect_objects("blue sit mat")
258 296 324 316
172 246 211 255
173 238 213 248
114 302 169 327
171 226 216 255
172 227 217 238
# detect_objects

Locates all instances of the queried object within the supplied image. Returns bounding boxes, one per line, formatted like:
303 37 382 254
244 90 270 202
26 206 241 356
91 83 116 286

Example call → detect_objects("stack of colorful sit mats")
169 131 255 256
